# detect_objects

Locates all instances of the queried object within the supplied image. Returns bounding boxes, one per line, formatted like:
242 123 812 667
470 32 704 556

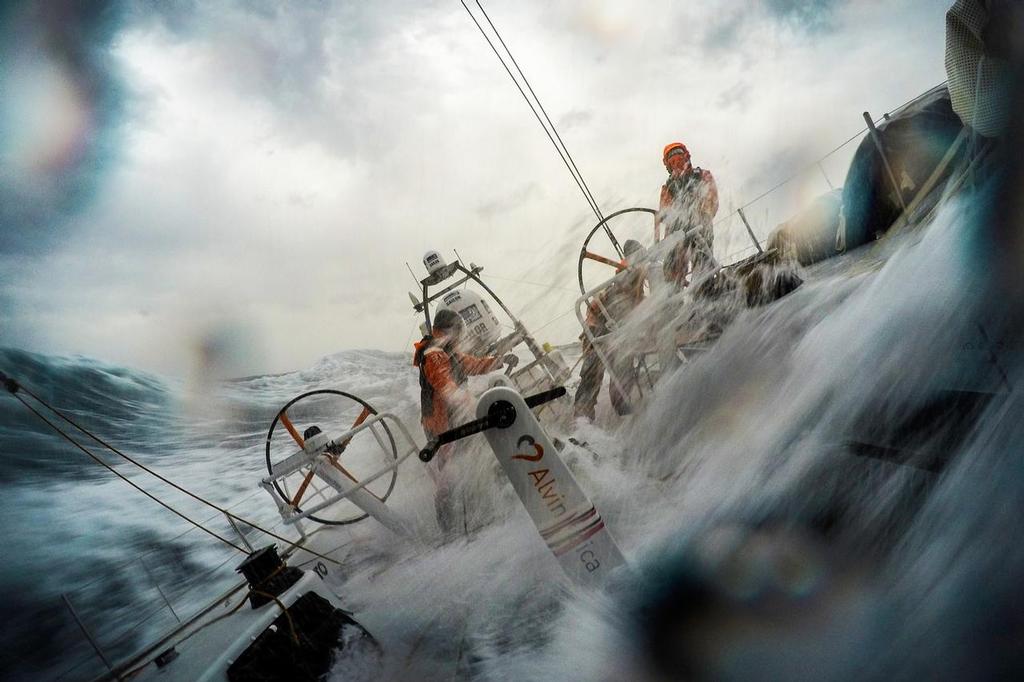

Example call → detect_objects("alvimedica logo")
528 468 567 516
511 434 566 516
511 434 544 462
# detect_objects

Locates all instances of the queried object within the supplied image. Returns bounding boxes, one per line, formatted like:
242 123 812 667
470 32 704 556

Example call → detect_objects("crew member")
414 308 506 438
655 142 720 286
413 308 505 531
574 239 647 422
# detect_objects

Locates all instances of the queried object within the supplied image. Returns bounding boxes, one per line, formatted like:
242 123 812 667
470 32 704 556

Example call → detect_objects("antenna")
405 262 420 286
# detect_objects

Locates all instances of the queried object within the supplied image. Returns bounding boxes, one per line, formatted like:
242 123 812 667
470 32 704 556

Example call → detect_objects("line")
714 80 950 235
460 0 607 230
976 323 1014 392
531 309 577 334
13 393 247 553
13 383 343 566
480 272 579 294
475 0 606 223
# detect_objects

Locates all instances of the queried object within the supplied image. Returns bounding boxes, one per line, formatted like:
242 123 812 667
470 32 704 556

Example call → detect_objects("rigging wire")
714 128 865 228
9 391 248 554
120 570 301 679
66 485 282 598
463 10 948 265
715 80 950 230
531 308 577 334
460 1 596 217
63 488 272 597
401 321 419 352
461 1 621 254
723 243 760 264
5 376 343 566
707 80 953 267
481 272 580 294
473 1 608 226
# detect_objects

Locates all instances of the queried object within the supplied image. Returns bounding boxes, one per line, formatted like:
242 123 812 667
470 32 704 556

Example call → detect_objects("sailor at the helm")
413 308 506 531
574 239 647 422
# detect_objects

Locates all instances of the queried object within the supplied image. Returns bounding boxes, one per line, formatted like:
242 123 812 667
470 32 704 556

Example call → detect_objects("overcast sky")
0 0 951 377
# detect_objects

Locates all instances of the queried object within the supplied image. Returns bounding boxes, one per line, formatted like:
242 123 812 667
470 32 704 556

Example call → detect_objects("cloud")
559 108 593 130
702 10 749 54
716 81 752 110
0 0 951 375
698 0 844 61
475 182 543 218
764 0 843 34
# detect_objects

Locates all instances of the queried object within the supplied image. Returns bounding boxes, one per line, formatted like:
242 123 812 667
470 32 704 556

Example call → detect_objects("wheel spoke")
279 411 305 448
267 389 399 526
332 407 372 456
583 250 625 271
290 469 316 507
326 457 384 502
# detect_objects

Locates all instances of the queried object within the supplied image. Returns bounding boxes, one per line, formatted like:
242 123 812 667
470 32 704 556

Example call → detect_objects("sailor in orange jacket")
655 142 720 286
413 308 505 533
413 308 504 440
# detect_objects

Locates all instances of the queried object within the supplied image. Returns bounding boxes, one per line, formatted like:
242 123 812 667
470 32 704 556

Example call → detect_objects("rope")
400 321 419 354
5 376 343 566
481 272 579 294
462 0 617 252
65 489 269 596
714 80 950 229
532 308 577 334
120 568 299 679
10 392 247 554
461 1 597 218
474 0 607 226
723 243 760 264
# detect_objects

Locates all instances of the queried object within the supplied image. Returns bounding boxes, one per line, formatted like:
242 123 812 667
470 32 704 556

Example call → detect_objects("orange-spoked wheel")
264 389 399 526
577 207 657 296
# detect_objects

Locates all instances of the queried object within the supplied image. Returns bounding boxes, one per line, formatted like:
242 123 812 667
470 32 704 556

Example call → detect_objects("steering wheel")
264 389 399 526
577 207 657 295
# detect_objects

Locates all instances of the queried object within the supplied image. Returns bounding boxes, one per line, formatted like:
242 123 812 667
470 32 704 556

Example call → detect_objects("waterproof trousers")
573 330 633 421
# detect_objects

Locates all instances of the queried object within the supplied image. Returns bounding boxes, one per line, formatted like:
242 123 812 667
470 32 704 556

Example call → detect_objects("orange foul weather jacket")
413 337 500 437
656 167 719 240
